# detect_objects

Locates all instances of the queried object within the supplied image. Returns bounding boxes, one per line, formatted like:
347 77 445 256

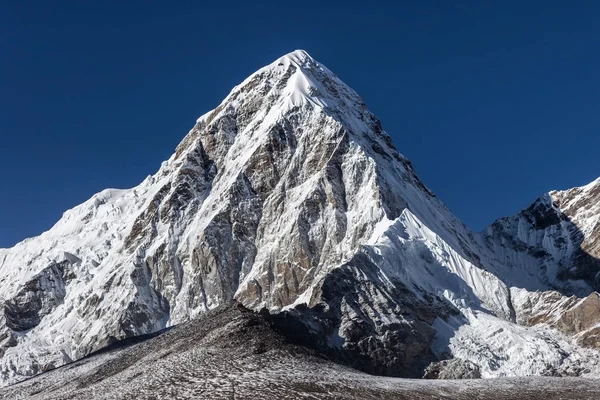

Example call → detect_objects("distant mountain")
1 50 599 386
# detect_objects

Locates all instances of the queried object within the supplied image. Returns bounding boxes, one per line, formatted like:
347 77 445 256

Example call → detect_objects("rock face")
423 358 481 379
512 289 600 350
1 50 600 385
480 180 600 296
480 179 600 356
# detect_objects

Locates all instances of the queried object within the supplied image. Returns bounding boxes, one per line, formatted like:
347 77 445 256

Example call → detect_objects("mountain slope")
3 302 600 400
479 178 600 353
1 50 599 386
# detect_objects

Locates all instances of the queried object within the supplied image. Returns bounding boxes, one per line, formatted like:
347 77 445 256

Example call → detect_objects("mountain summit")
1 51 600 385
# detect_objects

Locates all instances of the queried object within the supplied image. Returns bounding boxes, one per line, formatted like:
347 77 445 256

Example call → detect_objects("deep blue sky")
1 1 599 248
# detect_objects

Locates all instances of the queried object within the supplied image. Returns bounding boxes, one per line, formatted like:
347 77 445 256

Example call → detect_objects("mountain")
3 303 600 400
0 50 599 386
480 179 600 351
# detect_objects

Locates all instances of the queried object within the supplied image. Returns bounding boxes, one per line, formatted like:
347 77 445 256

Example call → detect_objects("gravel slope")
2 303 598 400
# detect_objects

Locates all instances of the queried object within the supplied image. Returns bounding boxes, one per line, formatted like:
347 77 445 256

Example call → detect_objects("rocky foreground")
1 303 598 400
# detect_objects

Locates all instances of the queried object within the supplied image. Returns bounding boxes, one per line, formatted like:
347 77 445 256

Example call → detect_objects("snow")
1 49 600 386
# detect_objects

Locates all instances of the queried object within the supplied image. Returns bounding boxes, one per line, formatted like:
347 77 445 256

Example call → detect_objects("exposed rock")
3 261 73 332
1 50 600 386
512 289 600 350
423 358 481 379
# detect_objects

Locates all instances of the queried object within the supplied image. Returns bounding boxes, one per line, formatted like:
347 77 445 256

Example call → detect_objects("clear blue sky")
1 1 599 248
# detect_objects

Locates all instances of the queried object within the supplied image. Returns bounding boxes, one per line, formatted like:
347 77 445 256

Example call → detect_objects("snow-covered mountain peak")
481 175 600 298
1 51 600 386
552 176 600 195
551 177 600 221
280 49 313 62
0 50 420 383
194 50 376 142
